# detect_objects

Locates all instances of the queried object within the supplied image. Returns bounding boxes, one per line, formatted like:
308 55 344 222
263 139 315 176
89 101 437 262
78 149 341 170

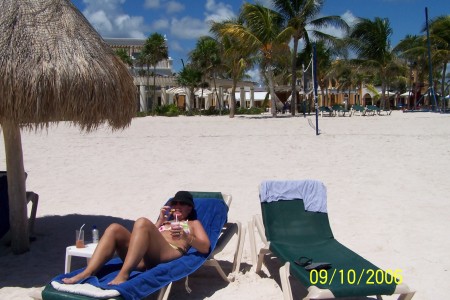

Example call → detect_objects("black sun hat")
171 191 194 207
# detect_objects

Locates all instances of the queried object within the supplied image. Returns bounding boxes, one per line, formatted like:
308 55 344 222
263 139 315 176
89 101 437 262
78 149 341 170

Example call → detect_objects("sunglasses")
294 256 312 267
171 201 189 206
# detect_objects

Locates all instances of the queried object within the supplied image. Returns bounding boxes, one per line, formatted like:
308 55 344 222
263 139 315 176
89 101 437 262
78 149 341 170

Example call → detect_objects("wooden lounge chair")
249 180 415 300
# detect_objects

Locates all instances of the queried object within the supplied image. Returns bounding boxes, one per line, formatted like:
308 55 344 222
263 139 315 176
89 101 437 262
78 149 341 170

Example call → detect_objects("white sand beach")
1 111 449 300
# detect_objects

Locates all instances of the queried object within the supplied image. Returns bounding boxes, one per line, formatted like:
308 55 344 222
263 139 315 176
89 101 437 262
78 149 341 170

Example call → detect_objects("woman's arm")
185 220 210 254
155 206 171 228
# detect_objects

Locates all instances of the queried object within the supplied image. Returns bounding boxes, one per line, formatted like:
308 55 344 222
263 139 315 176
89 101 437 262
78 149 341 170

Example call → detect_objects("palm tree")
210 18 255 118
349 17 397 109
190 36 221 110
273 0 349 115
176 64 202 112
298 41 344 107
216 3 293 117
394 35 429 108
427 15 450 106
115 48 133 67
139 33 168 113
333 60 374 107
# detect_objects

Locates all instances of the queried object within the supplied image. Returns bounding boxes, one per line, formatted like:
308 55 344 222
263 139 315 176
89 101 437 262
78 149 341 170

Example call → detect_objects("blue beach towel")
51 195 228 300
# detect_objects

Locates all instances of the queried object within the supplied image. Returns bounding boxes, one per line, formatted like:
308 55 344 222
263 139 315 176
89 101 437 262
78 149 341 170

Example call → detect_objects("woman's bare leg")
108 218 177 285
62 223 131 284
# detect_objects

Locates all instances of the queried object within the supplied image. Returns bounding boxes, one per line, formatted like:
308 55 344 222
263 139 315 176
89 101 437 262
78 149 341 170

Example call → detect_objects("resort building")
104 37 256 112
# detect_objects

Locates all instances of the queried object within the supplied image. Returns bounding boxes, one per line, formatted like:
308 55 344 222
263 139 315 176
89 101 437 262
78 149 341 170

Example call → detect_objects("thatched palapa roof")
0 0 136 131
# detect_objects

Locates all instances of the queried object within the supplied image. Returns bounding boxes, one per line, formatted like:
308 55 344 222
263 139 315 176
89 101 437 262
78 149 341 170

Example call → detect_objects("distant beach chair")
43 192 245 300
318 106 333 117
366 105 381 116
382 107 393 116
248 180 415 300
0 171 39 243
351 104 367 116
331 104 351 117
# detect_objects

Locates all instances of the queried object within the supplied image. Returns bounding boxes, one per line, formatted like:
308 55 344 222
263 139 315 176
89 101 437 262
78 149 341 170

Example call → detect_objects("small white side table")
65 243 97 273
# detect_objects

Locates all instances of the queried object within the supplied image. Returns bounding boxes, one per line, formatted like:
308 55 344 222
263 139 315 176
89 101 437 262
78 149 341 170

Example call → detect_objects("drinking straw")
78 223 85 240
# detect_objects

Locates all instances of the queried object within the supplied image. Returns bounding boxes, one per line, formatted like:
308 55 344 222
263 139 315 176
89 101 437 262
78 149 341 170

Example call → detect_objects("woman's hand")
156 206 172 227
159 206 172 220
170 222 183 239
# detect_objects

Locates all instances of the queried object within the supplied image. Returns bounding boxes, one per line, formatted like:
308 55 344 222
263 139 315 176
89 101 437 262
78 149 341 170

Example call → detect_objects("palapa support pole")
2 121 29 253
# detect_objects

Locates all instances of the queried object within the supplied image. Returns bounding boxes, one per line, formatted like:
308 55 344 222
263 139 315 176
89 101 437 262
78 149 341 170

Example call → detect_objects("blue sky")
71 0 449 74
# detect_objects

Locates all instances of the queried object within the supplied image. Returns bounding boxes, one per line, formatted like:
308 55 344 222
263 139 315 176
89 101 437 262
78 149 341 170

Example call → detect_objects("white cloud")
88 10 114 33
256 0 274 9
144 0 160 9
170 40 184 52
204 0 236 22
81 0 148 38
166 1 185 13
246 68 262 84
320 10 357 39
170 16 210 39
342 10 358 27
304 10 356 40
168 0 236 40
152 19 170 30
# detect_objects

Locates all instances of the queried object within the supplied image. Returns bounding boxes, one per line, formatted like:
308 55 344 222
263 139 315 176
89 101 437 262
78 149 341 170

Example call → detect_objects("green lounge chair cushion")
262 199 396 298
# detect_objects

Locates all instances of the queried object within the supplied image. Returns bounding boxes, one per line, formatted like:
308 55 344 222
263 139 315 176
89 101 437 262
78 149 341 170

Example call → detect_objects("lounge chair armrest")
280 262 336 300
394 283 415 300
207 220 245 281
26 191 39 234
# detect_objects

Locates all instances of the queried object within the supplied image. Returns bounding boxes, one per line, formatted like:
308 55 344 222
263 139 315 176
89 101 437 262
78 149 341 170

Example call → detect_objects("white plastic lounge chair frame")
158 193 245 300
278 261 415 300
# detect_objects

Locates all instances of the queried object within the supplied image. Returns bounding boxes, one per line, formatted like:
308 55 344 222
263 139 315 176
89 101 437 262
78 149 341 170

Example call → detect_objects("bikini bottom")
169 243 187 255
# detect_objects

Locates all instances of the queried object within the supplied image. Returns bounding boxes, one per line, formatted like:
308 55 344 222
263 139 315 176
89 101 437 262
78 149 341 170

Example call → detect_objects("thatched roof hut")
0 0 137 253
0 0 136 129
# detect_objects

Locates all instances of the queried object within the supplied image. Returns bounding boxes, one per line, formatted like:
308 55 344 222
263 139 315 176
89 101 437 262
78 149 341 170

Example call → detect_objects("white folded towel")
259 180 327 213
51 281 120 299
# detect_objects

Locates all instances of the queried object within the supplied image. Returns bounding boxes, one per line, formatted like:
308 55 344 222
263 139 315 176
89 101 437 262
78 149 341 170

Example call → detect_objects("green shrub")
155 104 180 117
136 111 149 117
235 107 264 115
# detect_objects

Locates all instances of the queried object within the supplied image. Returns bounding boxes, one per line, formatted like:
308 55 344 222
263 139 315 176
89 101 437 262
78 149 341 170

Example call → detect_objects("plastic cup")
170 221 181 239
76 229 85 248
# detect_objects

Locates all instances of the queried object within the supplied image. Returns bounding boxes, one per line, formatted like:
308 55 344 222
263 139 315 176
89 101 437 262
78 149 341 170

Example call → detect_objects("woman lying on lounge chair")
62 191 210 285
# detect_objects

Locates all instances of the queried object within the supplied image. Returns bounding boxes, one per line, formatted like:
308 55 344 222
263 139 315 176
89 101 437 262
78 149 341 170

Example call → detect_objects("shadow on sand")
257 253 378 300
0 214 134 288
0 214 250 300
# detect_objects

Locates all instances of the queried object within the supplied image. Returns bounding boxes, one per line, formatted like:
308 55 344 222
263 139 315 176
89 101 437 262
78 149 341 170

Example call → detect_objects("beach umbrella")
194 88 213 97
0 0 136 254
166 87 189 95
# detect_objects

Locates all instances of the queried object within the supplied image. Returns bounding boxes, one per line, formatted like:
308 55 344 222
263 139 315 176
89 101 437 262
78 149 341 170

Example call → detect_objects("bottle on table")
92 225 99 243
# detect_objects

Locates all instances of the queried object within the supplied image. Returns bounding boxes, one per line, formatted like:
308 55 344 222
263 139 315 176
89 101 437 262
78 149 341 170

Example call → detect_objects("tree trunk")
381 79 387 109
2 121 29 254
441 62 447 111
143 66 149 112
229 82 237 118
152 66 157 114
267 67 278 117
290 37 299 116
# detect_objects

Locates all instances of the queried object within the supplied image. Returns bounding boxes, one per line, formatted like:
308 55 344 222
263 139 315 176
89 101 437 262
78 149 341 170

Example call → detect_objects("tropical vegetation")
122 2 449 117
